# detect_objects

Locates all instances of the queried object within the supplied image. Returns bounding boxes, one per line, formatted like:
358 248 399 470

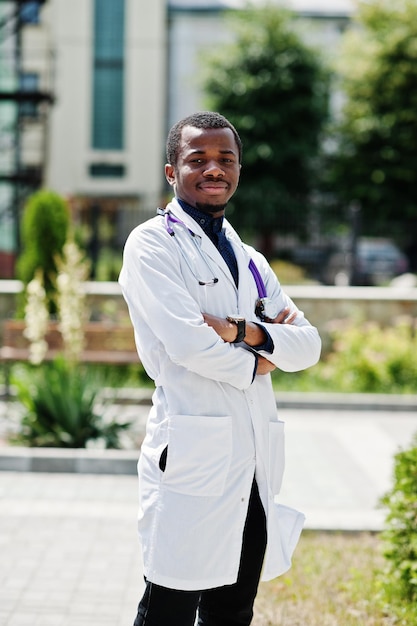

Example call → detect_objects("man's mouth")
199 181 228 194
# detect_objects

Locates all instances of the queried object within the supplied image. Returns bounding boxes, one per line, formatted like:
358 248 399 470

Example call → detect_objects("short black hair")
166 111 243 167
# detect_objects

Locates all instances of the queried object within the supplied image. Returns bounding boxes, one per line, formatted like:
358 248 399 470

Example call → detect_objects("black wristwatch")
226 316 246 343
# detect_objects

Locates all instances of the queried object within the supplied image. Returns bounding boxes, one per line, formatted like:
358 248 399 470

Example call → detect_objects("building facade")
46 0 166 276
0 0 353 278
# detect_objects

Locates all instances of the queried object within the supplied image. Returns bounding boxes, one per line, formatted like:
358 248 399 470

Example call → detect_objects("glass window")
92 0 125 150
20 1 40 24
89 163 125 178
20 72 39 118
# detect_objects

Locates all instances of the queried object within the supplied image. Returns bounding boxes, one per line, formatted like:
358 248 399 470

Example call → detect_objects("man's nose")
203 161 225 177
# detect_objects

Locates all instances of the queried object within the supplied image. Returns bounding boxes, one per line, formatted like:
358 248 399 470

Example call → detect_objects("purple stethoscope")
158 208 275 320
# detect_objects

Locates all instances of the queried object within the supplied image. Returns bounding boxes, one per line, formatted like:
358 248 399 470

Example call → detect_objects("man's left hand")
203 313 240 343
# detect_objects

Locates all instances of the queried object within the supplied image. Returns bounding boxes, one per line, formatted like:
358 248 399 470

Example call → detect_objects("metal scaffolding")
0 0 54 274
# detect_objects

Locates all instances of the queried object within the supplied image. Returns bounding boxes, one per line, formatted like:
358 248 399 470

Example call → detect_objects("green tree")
16 189 70 313
329 0 417 258
201 4 330 255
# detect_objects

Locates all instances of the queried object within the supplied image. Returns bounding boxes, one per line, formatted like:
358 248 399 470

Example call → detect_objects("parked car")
289 246 334 283
322 238 409 286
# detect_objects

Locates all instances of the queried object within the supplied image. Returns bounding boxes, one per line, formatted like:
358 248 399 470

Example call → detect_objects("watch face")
255 298 279 321
227 316 245 323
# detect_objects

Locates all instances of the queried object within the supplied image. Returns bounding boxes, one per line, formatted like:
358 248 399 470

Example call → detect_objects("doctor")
119 111 321 626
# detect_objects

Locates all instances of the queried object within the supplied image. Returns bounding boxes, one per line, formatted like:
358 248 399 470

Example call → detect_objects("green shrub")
272 317 417 393
379 438 417 620
11 358 130 448
16 189 70 314
324 317 417 393
272 315 417 394
270 259 316 285
95 246 123 281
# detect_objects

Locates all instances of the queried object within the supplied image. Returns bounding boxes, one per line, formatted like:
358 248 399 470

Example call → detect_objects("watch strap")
227 316 246 343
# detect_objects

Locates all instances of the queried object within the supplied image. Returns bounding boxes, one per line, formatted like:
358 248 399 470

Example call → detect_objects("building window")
20 72 39 118
92 0 125 150
89 163 125 178
20 1 41 24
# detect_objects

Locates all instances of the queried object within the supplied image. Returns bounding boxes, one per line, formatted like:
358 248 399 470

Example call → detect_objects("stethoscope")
157 207 269 298
157 207 219 285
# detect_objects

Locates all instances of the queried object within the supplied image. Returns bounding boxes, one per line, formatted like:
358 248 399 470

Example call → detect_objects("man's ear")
165 164 175 186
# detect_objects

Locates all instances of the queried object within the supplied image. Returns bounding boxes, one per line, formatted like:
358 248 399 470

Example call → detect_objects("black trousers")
133 480 267 626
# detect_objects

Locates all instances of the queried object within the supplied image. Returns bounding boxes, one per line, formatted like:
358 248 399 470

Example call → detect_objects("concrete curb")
99 388 417 412
0 446 138 475
3 386 417 411
274 391 417 412
1 391 416 475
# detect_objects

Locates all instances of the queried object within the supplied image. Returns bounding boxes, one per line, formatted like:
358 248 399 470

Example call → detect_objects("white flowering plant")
12 237 130 449
22 269 49 365
55 240 90 362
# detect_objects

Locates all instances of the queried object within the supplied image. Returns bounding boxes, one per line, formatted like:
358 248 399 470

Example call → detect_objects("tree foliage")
201 4 330 250
16 189 70 314
329 0 417 245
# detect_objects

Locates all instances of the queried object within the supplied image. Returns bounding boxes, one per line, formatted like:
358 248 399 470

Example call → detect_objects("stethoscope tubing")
159 208 267 296
164 210 219 285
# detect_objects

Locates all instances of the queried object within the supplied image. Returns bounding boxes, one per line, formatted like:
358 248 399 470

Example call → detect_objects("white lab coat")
119 198 321 591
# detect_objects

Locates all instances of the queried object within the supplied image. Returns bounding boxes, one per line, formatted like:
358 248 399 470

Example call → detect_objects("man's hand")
203 307 297 345
203 312 267 345
203 313 276 375
256 355 276 375
203 307 298 375
203 313 240 343
271 306 297 325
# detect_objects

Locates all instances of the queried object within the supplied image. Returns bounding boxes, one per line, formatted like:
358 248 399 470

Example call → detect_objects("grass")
252 531 396 626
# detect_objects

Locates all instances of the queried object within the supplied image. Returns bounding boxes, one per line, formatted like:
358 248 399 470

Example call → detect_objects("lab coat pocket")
162 414 232 497
269 420 285 496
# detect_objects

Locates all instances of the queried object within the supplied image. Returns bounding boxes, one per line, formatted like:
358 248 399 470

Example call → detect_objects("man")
119 111 321 625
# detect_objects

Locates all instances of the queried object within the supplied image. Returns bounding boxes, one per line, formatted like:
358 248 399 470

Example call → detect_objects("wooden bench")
0 319 140 397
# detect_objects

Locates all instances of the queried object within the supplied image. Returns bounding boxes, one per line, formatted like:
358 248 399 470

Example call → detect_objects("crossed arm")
203 307 297 375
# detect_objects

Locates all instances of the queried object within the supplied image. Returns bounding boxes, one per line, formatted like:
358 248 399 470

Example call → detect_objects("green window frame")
92 0 125 150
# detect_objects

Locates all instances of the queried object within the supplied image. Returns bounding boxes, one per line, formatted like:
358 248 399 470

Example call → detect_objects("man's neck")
177 198 224 242
177 197 225 219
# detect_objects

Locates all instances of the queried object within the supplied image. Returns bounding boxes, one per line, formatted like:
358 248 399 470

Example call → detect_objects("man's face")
165 125 241 216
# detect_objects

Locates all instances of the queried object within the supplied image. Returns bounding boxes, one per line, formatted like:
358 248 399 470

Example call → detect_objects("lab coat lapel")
199 232 236 288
